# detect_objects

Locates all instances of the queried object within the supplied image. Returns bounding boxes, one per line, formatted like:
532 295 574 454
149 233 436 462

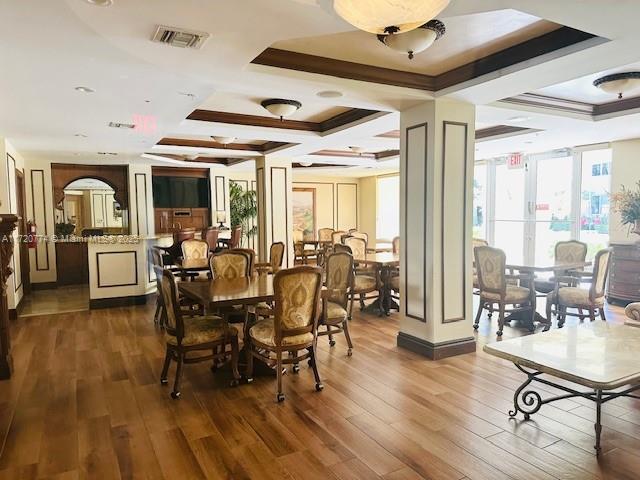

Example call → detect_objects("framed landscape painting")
292 188 316 239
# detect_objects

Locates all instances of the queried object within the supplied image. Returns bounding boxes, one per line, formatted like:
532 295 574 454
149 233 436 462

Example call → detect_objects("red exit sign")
508 153 524 169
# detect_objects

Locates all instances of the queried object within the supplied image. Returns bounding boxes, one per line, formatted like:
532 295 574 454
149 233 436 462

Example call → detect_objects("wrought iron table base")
509 364 640 455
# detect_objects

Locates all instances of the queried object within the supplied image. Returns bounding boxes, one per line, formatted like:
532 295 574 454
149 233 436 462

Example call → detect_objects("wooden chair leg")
558 305 566 328
342 320 353 356
497 303 506 337
276 351 284 402
545 297 553 325
359 293 366 310
578 308 584 321
160 348 171 385
171 352 184 399
245 345 254 383
309 344 323 392
589 309 596 322
290 350 299 373
599 308 607 322
474 300 483 330
154 299 162 324
229 337 240 387
327 326 335 347
348 293 355 321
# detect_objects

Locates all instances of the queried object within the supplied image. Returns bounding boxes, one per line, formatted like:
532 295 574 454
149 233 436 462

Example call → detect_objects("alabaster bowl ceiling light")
211 136 236 145
349 146 367 154
378 19 445 59
333 0 450 34
593 72 640 99
260 99 302 120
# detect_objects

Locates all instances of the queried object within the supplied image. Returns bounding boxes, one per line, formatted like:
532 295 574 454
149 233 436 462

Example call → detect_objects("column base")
397 332 476 360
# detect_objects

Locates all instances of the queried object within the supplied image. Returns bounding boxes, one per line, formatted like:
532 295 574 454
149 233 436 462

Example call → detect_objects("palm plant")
229 181 258 246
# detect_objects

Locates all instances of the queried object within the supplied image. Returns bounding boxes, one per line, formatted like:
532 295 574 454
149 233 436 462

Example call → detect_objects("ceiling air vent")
151 25 209 49
109 121 135 129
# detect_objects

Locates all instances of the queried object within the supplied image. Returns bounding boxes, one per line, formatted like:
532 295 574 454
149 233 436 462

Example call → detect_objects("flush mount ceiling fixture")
211 136 237 145
333 0 450 35
85 0 113 6
377 19 445 59
593 72 640 99
260 99 302 120
349 146 367 154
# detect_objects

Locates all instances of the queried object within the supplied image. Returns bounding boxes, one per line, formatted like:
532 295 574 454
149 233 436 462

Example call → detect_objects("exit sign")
508 153 524 169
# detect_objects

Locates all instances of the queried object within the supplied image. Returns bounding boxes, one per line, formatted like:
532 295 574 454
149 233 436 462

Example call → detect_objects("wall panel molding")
404 123 428 322
270 167 289 266
30 170 49 271
134 173 149 236
441 121 469 323
96 251 138 288
336 183 358 231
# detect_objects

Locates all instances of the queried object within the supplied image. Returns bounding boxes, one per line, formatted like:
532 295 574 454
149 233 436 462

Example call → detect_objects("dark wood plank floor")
0 299 636 479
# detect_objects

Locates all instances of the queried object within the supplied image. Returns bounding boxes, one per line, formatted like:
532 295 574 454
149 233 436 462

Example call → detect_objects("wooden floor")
0 299 637 479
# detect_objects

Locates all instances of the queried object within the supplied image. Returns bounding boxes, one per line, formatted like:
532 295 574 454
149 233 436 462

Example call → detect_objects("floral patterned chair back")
474 246 507 295
325 252 354 307
210 250 251 279
344 236 367 260
349 231 368 243
318 228 334 243
332 230 345 245
555 240 588 273
590 248 612 301
273 266 323 344
181 239 209 261
159 269 184 339
269 242 285 271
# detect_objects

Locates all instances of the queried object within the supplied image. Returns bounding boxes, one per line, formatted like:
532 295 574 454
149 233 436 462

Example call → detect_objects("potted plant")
612 181 640 238
229 181 258 246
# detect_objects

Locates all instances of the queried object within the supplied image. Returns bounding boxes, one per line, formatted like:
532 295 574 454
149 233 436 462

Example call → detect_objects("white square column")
255 157 294 267
397 99 476 359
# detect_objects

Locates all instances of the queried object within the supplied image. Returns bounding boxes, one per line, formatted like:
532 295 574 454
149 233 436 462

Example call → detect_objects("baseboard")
397 332 476 360
8 309 17 321
31 282 58 291
90 294 152 310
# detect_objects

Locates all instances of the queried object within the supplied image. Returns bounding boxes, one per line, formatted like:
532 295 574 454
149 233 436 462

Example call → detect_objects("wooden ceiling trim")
253 48 437 91
252 28 601 92
156 137 292 152
475 125 542 140
310 149 376 159
293 162 350 168
375 149 400 159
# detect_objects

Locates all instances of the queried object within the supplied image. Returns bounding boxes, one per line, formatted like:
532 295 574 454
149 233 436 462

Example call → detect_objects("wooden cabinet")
154 208 210 234
56 242 89 286
607 242 640 304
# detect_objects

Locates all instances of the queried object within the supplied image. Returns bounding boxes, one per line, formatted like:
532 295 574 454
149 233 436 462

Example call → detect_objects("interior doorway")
15 170 30 295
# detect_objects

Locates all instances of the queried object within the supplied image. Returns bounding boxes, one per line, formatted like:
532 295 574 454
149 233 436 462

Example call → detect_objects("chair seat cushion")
482 285 530 303
249 319 313 347
534 279 556 294
389 275 400 291
353 275 377 292
325 301 348 321
626 302 640 322
558 287 603 307
166 315 236 346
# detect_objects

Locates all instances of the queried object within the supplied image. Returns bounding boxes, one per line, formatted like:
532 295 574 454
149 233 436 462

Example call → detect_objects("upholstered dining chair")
349 231 369 243
246 266 324 402
158 228 196 266
343 237 380 319
294 241 318 265
226 225 242 249
318 252 355 355
392 236 400 255
209 249 252 280
255 242 285 275
534 240 588 295
318 228 334 244
180 239 210 280
474 246 535 336
472 238 489 293
626 303 640 324
546 248 612 326
332 230 346 246
158 269 240 399
201 226 220 253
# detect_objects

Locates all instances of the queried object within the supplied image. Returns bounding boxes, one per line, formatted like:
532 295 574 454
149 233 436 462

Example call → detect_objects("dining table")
504 260 592 331
354 252 400 316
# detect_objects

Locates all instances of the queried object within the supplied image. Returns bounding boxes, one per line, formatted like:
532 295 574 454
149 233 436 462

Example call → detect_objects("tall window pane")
377 175 399 240
580 149 611 259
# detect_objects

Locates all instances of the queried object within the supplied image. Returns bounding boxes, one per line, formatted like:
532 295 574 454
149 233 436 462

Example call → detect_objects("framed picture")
292 188 316 239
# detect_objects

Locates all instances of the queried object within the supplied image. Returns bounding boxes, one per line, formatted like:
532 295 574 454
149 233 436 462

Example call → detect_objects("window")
579 148 611 259
376 175 399 240
473 163 488 239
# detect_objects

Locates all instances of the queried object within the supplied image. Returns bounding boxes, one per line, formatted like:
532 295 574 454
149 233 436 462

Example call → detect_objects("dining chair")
332 230 346 246
546 248 612 326
392 236 400 254
472 238 489 293
209 249 252 279
349 231 369 243
534 240 588 295
180 239 210 280
318 228 334 244
158 228 196 266
201 226 220 253
225 225 242 249
343 237 380 319
158 269 240 399
255 242 285 275
474 246 535 336
245 266 324 402
318 251 354 355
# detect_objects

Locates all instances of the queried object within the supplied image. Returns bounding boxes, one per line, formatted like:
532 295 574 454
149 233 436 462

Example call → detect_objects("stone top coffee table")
484 323 640 454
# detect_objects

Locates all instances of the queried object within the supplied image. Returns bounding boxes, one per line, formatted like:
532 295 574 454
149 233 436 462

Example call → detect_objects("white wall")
611 139 640 242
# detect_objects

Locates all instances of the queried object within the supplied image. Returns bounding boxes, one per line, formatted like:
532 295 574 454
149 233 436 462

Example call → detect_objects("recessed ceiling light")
84 0 113 6
524 141 534 144
75 86 95 93
316 90 343 99
508 116 531 123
